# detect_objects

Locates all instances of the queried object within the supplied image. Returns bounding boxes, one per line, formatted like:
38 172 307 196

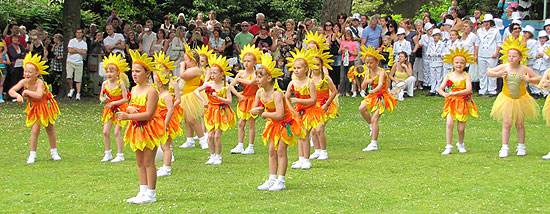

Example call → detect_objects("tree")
61 0 82 97
321 0 352 22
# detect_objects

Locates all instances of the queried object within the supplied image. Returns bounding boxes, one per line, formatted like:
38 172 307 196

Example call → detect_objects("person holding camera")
138 20 157 54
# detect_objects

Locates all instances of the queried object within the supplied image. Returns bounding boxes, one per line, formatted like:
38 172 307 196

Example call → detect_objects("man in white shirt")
66 28 88 100
138 20 157 54
104 25 126 56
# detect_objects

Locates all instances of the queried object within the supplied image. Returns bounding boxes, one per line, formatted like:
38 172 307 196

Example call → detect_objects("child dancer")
427 28 446 96
8 53 60 164
178 45 208 149
99 53 129 162
487 38 540 158
117 50 167 204
285 48 328 169
195 54 237 165
229 44 262 154
310 48 338 160
196 45 213 138
252 53 305 191
438 47 479 155
0 42 9 103
539 59 550 159
359 46 397 152
154 52 183 177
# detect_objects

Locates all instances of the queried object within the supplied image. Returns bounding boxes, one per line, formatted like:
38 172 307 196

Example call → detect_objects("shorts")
66 61 84 82
0 67 6 76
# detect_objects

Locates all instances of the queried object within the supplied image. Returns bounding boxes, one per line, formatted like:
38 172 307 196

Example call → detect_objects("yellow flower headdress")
304 31 329 51
156 71 170 86
208 54 233 77
184 44 196 62
23 53 49 75
129 49 158 72
239 44 262 64
196 44 213 59
347 64 367 82
102 53 130 76
442 47 476 64
360 46 385 61
286 48 319 71
311 48 334 70
154 51 176 71
543 46 550 57
499 37 530 62
260 53 284 78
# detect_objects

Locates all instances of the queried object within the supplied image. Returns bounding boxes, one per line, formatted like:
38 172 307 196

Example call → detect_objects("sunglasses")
261 28 267 30
325 24 332 26
513 27 521 30
389 26 394 28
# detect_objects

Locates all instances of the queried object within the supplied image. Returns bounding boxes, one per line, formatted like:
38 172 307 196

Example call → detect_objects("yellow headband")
360 46 385 61
129 49 158 72
260 53 283 78
499 37 530 62
102 53 130 77
442 47 476 64
208 54 233 77
184 44 196 62
23 53 49 75
286 48 319 71
311 47 334 70
239 44 262 64
154 51 177 71
196 44 213 59
304 31 329 51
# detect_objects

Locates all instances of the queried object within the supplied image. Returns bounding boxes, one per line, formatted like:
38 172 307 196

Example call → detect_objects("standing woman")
208 28 226 55
412 19 425 89
279 19 298 59
461 20 480 91
327 22 342 89
7 34 27 97
167 26 187 76
401 19 417 66
149 29 166 56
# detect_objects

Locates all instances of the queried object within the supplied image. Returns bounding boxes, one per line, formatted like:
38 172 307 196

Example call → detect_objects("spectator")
0 41 7 102
401 18 417 63
253 25 274 54
28 31 47 60
476 14 501 96
222 26 234 57
138 20 157 54
278 19 297 59
134 24 143 35
339 30 358 96
393 28 412 61
223 18 231 29
449 8 464 31
360 14 368 29
125 31 142 54
123 23 132 39
149 29 166 56
390 52 415 100
379 16 389 35
19 26 28 44
87 24 98 43
166 26 186 74
106 8 122 26
385 20 398 42
196 12 204 22
336 13 347 34
361 15 383 49
271 26 283 60
174 13 187 29
66 28 87 100
4 24 27 48
111 19 123 34
473 10 483 28
250 13 266 35
498 0 519 19
206 10 218 31
189 30 204 49
328 22 342 88
6 34 26 100
49 34 64 95
209 27 226 55
161 15 175 31
104 25 126 56
234 21 254 55
544 19 550 35
88 31 106 94
412 19 425 89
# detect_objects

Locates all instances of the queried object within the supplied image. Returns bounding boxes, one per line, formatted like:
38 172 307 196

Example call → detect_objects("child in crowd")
339 30 358 97
252 53 305 191
0 42 10 103
116 50 167 204
9 53 60 164
477 14 502 96
419 23 434 89
438 47 478 155
99 53 129 163
359 46 397 152
378 35 394 70
229 44 262 154
443 30 462 74
522 26 540 97
532 32 550 98
392 28 411 62
487 38 540 158
427 28 446 96
195 55 236 165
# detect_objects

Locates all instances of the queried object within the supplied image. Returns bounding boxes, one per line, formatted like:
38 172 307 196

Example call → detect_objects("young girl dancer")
196 45 213 138
487 38 540 158
99 53 129 162
359 46 397 152
252 53 305 191
310 48 338 160
9 53 60 164
178 45 208 149
195 54 236 165
229 44 262 154
438 47 479 155
539 55 550 159
117 50 167 204
285 48 328 169
154 52 183 177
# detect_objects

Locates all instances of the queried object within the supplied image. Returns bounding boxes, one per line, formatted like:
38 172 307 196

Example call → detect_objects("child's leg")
143 147 158 190
445 114 455 145
371 109 381 140
162 138 173 166
238 118 247 143
310 128 321 150
214 129 223 155
30 123 41 151
208 130 215 154
277 142 288 176
301 131 311 159
502 116 513 145
114 124 124 153
457 121 466 143
515 120 525 145
135 150 147 185
317 123 327 150
358 102 372 124
102 121 112 151
186 117 204 138
45 123 57 149
248 117 256 145
0 74 5 96
268 141 278 175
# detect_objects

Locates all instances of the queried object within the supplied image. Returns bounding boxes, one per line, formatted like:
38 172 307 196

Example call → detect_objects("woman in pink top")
339 30 358 96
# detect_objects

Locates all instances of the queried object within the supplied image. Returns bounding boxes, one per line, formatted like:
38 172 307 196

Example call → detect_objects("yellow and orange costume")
180 45 206 119
203 54 237 131
311 47 338 119
359 46 397 114
237 44 262 120
153 53 184 139
101 54 129 127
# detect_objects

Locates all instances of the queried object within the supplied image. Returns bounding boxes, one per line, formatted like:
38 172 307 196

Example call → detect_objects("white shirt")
419 34 433 57
104 33 125 55
393 39 411 57
67 38 87 64
533 42 550 71
477 27 502 58
525 39 538 64
141 32 157 54
427 40 446 67
460 32 479 55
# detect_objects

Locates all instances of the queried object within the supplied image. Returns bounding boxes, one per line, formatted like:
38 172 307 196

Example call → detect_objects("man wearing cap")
419 22 435 88
532 31 550 98
441 19 453 41
361 15 382 50
234 21 254 55
476 14 501 96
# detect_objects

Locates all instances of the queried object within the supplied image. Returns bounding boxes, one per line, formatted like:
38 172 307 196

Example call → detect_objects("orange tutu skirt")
262 114 306 151
157 106 183 139
25 95 60 127
295 104 329 131
237 95 258 120
442 94 478 122
101 103 128 127
361 90 397 114
124 114 168 152
317 90 338 119
174 105 185 121
204 103 237 131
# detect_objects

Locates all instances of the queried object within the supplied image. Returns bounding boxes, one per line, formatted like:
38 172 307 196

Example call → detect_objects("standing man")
249 13 265 36
234 21 254 56
360 14 369 29
138 20 156 54
66 29 87 100
361 16 383 49
104 25 126 56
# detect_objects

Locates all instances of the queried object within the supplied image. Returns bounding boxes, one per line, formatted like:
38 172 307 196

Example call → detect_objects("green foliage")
353 0 385 15
414 0 452 23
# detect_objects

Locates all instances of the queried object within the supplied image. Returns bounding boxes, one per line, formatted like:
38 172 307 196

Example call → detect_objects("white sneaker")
290 160 303 169
301 160 312 169
257 179 275 190
0 99 5 103
179 141 195 149
111 154 125 162
75 93 81 101
318 151 328 160
212 156 222 165
242 146 254 155
199 138 209 150
101 152 112 162
135 193 156 204
456 143 467 153
27 154 36 164
362 143 378 152
360 90 366 97
67 89 75 98
193 135 199 140
269 180 286 191
499 147 509 158
352 91 357 97
157 166 171 177
516 145 526 156
310 150 320 159
230 144 244 154
51 151 61 161
542 152 550 160
126 192 145 203
205 155 216 165
11 98 17 102
441 145 453 155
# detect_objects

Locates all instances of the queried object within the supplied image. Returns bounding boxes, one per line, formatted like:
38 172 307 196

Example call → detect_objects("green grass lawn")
1 91 550 213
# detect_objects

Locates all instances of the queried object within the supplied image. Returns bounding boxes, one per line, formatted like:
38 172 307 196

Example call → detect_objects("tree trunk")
61 0 82 97
321 0 353 22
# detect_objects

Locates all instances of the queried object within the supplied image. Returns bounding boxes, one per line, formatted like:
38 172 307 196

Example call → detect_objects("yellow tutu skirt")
204 103 237 131
441 94 478 122
295 104 329 131
124 114 168 152
25 94 60 127
101 103 128 127
317 90 338 119
180 91 206 120
361 90 397 114
543 95 550 126
237 95 258 120
490 93 539 124
262 114 306 151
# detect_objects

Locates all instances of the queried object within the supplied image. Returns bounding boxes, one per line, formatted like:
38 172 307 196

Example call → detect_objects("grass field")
1 90 550 213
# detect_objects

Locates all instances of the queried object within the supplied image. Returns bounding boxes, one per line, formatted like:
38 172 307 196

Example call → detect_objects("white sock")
298 156 304 161
50 148 58 153
371 140 377 145
237 142 244 147
321 149 327 153
210 153 215 158
269 174 277 180
163 165 171 170
277 175 285 182
30 151 37 156
105 150 112 153
248 144 254 148
303 158 310 162
199 135 207 141
186 137 194 142
518 144 525 149
315 149 321 153
147 189 156 196
502 144 509 149
204 132 208 137
117 153 124 156
369 124 373 130
139 185 148 193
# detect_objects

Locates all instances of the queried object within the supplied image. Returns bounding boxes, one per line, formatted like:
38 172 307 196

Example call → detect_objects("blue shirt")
361 25 382 49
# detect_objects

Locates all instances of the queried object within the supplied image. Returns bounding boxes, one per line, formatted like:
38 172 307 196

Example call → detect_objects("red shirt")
5 35 27 48
249 24 261 36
